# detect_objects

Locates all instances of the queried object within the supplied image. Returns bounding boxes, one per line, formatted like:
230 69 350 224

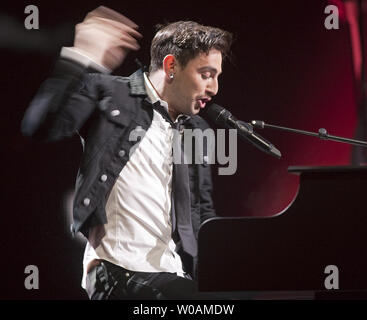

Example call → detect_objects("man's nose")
206 79 218 97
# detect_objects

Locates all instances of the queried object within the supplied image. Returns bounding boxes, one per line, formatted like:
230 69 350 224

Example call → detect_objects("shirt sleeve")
60 47 112 74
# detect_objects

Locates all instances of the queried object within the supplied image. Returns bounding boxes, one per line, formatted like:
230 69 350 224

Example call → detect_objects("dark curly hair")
149 21 233 72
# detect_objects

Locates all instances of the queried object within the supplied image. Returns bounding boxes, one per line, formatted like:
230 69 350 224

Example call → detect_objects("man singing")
21 6 232 299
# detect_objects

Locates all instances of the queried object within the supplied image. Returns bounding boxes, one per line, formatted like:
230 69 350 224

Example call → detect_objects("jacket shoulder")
84 73 130 86
79 73 132 99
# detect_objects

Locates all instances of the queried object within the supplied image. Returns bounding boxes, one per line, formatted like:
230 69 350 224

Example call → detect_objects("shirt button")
125 272 130 277
100 174 107 182
118 150 125 157
83 198 90 206
110 109 120 117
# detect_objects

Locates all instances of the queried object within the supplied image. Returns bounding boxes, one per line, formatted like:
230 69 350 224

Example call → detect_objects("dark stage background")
1 0 365 299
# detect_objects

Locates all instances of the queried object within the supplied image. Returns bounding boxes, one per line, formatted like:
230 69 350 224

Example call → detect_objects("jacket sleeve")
197 118 217 223
199 163 217 223
21 57 100 142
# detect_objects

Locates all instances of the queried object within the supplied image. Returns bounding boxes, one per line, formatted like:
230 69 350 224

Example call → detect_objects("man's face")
167 49 222 117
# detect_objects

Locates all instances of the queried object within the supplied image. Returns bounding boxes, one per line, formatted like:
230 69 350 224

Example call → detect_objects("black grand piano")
197 166 367 299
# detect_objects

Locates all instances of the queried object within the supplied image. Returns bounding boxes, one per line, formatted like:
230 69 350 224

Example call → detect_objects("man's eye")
201 73 211 79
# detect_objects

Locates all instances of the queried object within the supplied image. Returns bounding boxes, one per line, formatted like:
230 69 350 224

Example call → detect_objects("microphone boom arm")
251 120 367 148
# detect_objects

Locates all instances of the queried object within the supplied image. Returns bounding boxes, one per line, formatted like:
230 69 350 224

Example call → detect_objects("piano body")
198 166 367 299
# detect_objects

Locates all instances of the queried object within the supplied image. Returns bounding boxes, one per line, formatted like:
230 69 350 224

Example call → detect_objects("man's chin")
178 104 200 116
192 105 201 115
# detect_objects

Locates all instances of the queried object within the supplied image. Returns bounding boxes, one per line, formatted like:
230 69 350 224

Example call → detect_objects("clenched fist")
73 6 142 70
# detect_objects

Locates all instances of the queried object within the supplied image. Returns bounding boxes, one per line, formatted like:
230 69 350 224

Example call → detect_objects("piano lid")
288 165 367 174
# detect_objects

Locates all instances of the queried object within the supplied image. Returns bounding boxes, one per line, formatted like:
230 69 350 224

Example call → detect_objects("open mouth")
197 98 210 109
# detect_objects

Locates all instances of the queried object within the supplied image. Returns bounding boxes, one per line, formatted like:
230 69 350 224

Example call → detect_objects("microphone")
204 104 281 159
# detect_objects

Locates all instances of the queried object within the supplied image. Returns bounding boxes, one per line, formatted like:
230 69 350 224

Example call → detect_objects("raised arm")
21 6 142 141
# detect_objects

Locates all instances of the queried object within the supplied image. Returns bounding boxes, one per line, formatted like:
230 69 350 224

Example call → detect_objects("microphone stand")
249 120 367 148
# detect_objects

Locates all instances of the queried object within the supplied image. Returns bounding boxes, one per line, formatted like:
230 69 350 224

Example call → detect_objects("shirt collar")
143 72 169 113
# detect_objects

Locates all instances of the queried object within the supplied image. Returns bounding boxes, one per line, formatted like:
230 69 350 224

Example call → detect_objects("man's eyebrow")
198 66 222 75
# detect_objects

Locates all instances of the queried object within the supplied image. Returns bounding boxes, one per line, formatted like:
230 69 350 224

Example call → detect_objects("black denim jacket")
21 58 216 250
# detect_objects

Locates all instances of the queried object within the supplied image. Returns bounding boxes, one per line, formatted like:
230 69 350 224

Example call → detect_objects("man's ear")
162 54 176 81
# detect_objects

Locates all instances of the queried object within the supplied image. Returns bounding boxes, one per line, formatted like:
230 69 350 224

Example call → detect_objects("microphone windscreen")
204 103 231 127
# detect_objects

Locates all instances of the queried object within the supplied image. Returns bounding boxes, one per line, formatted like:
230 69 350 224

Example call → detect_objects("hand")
73 6 142 70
